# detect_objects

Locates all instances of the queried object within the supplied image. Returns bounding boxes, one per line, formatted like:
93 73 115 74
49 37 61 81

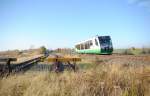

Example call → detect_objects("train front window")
98 36 111 45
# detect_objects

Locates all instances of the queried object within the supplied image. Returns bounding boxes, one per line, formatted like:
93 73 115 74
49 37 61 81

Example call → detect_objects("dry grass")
0 62 150 96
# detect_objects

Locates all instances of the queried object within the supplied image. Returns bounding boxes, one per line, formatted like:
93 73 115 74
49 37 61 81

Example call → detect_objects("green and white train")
75 36 113 54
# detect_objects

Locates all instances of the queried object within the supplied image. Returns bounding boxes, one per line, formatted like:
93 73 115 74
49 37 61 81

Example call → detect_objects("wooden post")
6 59 12 73
73 61 77 72
0 58 16 74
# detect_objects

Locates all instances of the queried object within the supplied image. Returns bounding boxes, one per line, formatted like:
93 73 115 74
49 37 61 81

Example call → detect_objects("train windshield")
98 36 111 45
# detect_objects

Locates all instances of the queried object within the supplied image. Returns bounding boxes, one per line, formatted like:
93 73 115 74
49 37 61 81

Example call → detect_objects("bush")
40 46 47 54
141 48 147 54
148 49 150 54
123 49 133 55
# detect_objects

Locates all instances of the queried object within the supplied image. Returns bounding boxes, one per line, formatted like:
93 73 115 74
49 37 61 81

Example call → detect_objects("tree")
40 46 47 54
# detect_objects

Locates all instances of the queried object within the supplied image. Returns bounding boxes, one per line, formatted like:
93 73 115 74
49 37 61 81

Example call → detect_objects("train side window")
85 43 87 49
85 42 90 49
87 41 90 49
79 45 81 50
90 41 93 46
95 39 98 46
81 44 84 50
77 45 80 50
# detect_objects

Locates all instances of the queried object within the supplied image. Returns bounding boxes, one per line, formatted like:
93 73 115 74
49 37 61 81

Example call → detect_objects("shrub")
141 48 147 54
123 49 133 55
39 46 47 54
148 49 150 54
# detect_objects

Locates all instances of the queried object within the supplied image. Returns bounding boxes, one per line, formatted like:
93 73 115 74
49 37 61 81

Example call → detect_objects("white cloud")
127 0 150 10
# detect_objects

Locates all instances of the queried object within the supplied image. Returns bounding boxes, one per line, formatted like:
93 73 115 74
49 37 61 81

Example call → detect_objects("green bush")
147 49 150 54
141 48 147 54
123 49 133 55
40 46 47 54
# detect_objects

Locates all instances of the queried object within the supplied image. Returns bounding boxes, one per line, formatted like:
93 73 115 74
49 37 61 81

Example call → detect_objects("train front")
98 36 113 54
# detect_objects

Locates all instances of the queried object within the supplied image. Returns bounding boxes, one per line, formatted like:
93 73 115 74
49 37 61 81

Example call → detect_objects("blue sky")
0 0 150 51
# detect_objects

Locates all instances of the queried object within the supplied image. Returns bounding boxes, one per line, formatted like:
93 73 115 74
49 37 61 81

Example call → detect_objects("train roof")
75 35 110 45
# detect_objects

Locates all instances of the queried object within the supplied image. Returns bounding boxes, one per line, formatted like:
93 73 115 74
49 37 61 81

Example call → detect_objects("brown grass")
0 62 150 96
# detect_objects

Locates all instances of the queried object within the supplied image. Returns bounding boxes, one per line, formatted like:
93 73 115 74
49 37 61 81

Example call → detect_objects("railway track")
0 55 47 76
0 53 81 75
1 53 149 76
11 55 46 73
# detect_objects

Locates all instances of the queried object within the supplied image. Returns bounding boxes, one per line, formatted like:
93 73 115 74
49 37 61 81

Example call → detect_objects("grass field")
0 53 150 96
113 48 150 55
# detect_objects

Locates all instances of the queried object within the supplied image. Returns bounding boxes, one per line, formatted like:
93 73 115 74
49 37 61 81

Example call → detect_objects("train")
75 35 113 54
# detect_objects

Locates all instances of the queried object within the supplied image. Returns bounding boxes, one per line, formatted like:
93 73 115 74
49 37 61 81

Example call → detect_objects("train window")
81 44 84 50
95 39 98 46
90 40 93 46
79 45 81 50
87 42 90 48
85 43 87 49
85 42 90 49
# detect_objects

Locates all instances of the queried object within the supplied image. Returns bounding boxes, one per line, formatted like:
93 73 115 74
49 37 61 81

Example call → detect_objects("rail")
11 55 46 73
0 55 47 76
0 58 17 74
